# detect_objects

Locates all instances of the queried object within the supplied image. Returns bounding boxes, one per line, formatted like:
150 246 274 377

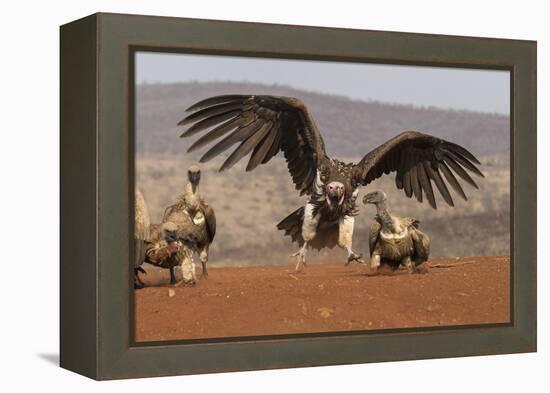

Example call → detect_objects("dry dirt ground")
134 256 510 342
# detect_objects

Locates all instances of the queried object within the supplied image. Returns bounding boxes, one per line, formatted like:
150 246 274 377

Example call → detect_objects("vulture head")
363 190 387 206
187 164 201 192
325 181 345 208
161 221 180 244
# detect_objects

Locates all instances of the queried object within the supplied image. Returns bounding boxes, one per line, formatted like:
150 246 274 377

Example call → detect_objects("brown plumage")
134 188 151 288
161 165 216 278
364 190 430 273
179 95 481 270
144 221 197 285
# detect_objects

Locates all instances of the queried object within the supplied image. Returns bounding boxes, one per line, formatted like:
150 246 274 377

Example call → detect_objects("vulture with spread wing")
178 95 484 272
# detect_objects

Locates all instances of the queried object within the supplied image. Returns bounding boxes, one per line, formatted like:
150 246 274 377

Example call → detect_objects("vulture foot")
291 243 308 273
134 266 146 289
365 254 381 276
345 252 364 266
402 257 414 273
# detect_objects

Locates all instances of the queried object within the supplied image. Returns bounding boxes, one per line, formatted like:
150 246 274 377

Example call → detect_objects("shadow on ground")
38 353 59 366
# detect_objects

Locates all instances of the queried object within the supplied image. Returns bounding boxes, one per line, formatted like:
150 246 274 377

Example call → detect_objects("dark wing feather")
353 131 484 209
179 95 328 195
410 227 430 263
369 218 382 257
247 125 278 171
203 203 216 242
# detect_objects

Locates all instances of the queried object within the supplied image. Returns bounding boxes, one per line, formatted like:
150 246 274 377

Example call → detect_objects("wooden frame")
60 12 537 380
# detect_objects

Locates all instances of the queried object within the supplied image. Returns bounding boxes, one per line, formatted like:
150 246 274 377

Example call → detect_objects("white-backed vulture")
162 165 216 278
134 188 151 289
363 190 430 273
178 95 483 272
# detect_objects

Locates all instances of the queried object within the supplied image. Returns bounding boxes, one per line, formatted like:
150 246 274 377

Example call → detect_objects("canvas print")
133 52 510 342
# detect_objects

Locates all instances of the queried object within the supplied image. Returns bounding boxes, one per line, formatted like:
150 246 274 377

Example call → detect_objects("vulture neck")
185 181 201 211
375 201 396 232
186 181 199 196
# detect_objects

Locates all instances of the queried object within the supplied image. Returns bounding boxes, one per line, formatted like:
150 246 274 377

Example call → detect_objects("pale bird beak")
363 192 376 204
337 188 345 206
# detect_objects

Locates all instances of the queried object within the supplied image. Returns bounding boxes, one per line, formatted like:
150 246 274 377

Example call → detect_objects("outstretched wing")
179 95 328 195
353 131 484 209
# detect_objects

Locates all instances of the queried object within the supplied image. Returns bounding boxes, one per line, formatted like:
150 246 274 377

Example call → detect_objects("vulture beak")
188 167 201 193
326 182 345 207
363 192 377 204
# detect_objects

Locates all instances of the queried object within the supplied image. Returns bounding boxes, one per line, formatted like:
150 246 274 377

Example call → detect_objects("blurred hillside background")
136 80 510 266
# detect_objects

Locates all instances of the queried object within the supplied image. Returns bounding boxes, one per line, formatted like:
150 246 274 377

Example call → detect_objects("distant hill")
136 81 510 159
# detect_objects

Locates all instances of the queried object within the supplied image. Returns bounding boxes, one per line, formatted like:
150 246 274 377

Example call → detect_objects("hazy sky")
136 51 510 115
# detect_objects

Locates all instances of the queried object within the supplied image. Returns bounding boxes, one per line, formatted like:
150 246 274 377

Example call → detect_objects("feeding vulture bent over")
178 95 484 272
363 190 430 273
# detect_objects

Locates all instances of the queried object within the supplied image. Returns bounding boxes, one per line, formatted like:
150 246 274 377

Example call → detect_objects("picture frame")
60 12 536 380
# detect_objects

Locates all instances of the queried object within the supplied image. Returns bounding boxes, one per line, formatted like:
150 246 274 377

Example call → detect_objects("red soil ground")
134 256 510 342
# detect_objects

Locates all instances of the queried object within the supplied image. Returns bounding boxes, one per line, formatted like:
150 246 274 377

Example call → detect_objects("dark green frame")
60 12 536 380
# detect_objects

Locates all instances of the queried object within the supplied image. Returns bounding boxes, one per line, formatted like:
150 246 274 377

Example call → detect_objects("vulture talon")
292 244 308 272
345 253 364 265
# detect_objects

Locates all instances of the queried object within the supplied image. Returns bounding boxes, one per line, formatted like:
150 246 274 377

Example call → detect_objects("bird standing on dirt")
144 221 197 285
134 188 151 289
162 165 216 278
178 95 483 272
363 190 430 274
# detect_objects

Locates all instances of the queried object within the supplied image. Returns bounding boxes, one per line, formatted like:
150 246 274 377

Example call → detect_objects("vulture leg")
199 246 209 279
402 256 414 273
292 202 319 272
291 242 308 272
169 267 177 285
134 267 146 289
369 254 381 274
339 215 364 265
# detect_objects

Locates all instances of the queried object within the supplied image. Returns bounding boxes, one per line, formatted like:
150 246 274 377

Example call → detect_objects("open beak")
337 188 345 205
326 185 345 207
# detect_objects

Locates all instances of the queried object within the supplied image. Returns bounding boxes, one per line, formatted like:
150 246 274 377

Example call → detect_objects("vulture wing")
411 228 431 263
369 218 382 257
179 95 329 195
134 188 151 269
203 203 216 242
353 131 484 209
134 189 150 241
402 217 421 229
